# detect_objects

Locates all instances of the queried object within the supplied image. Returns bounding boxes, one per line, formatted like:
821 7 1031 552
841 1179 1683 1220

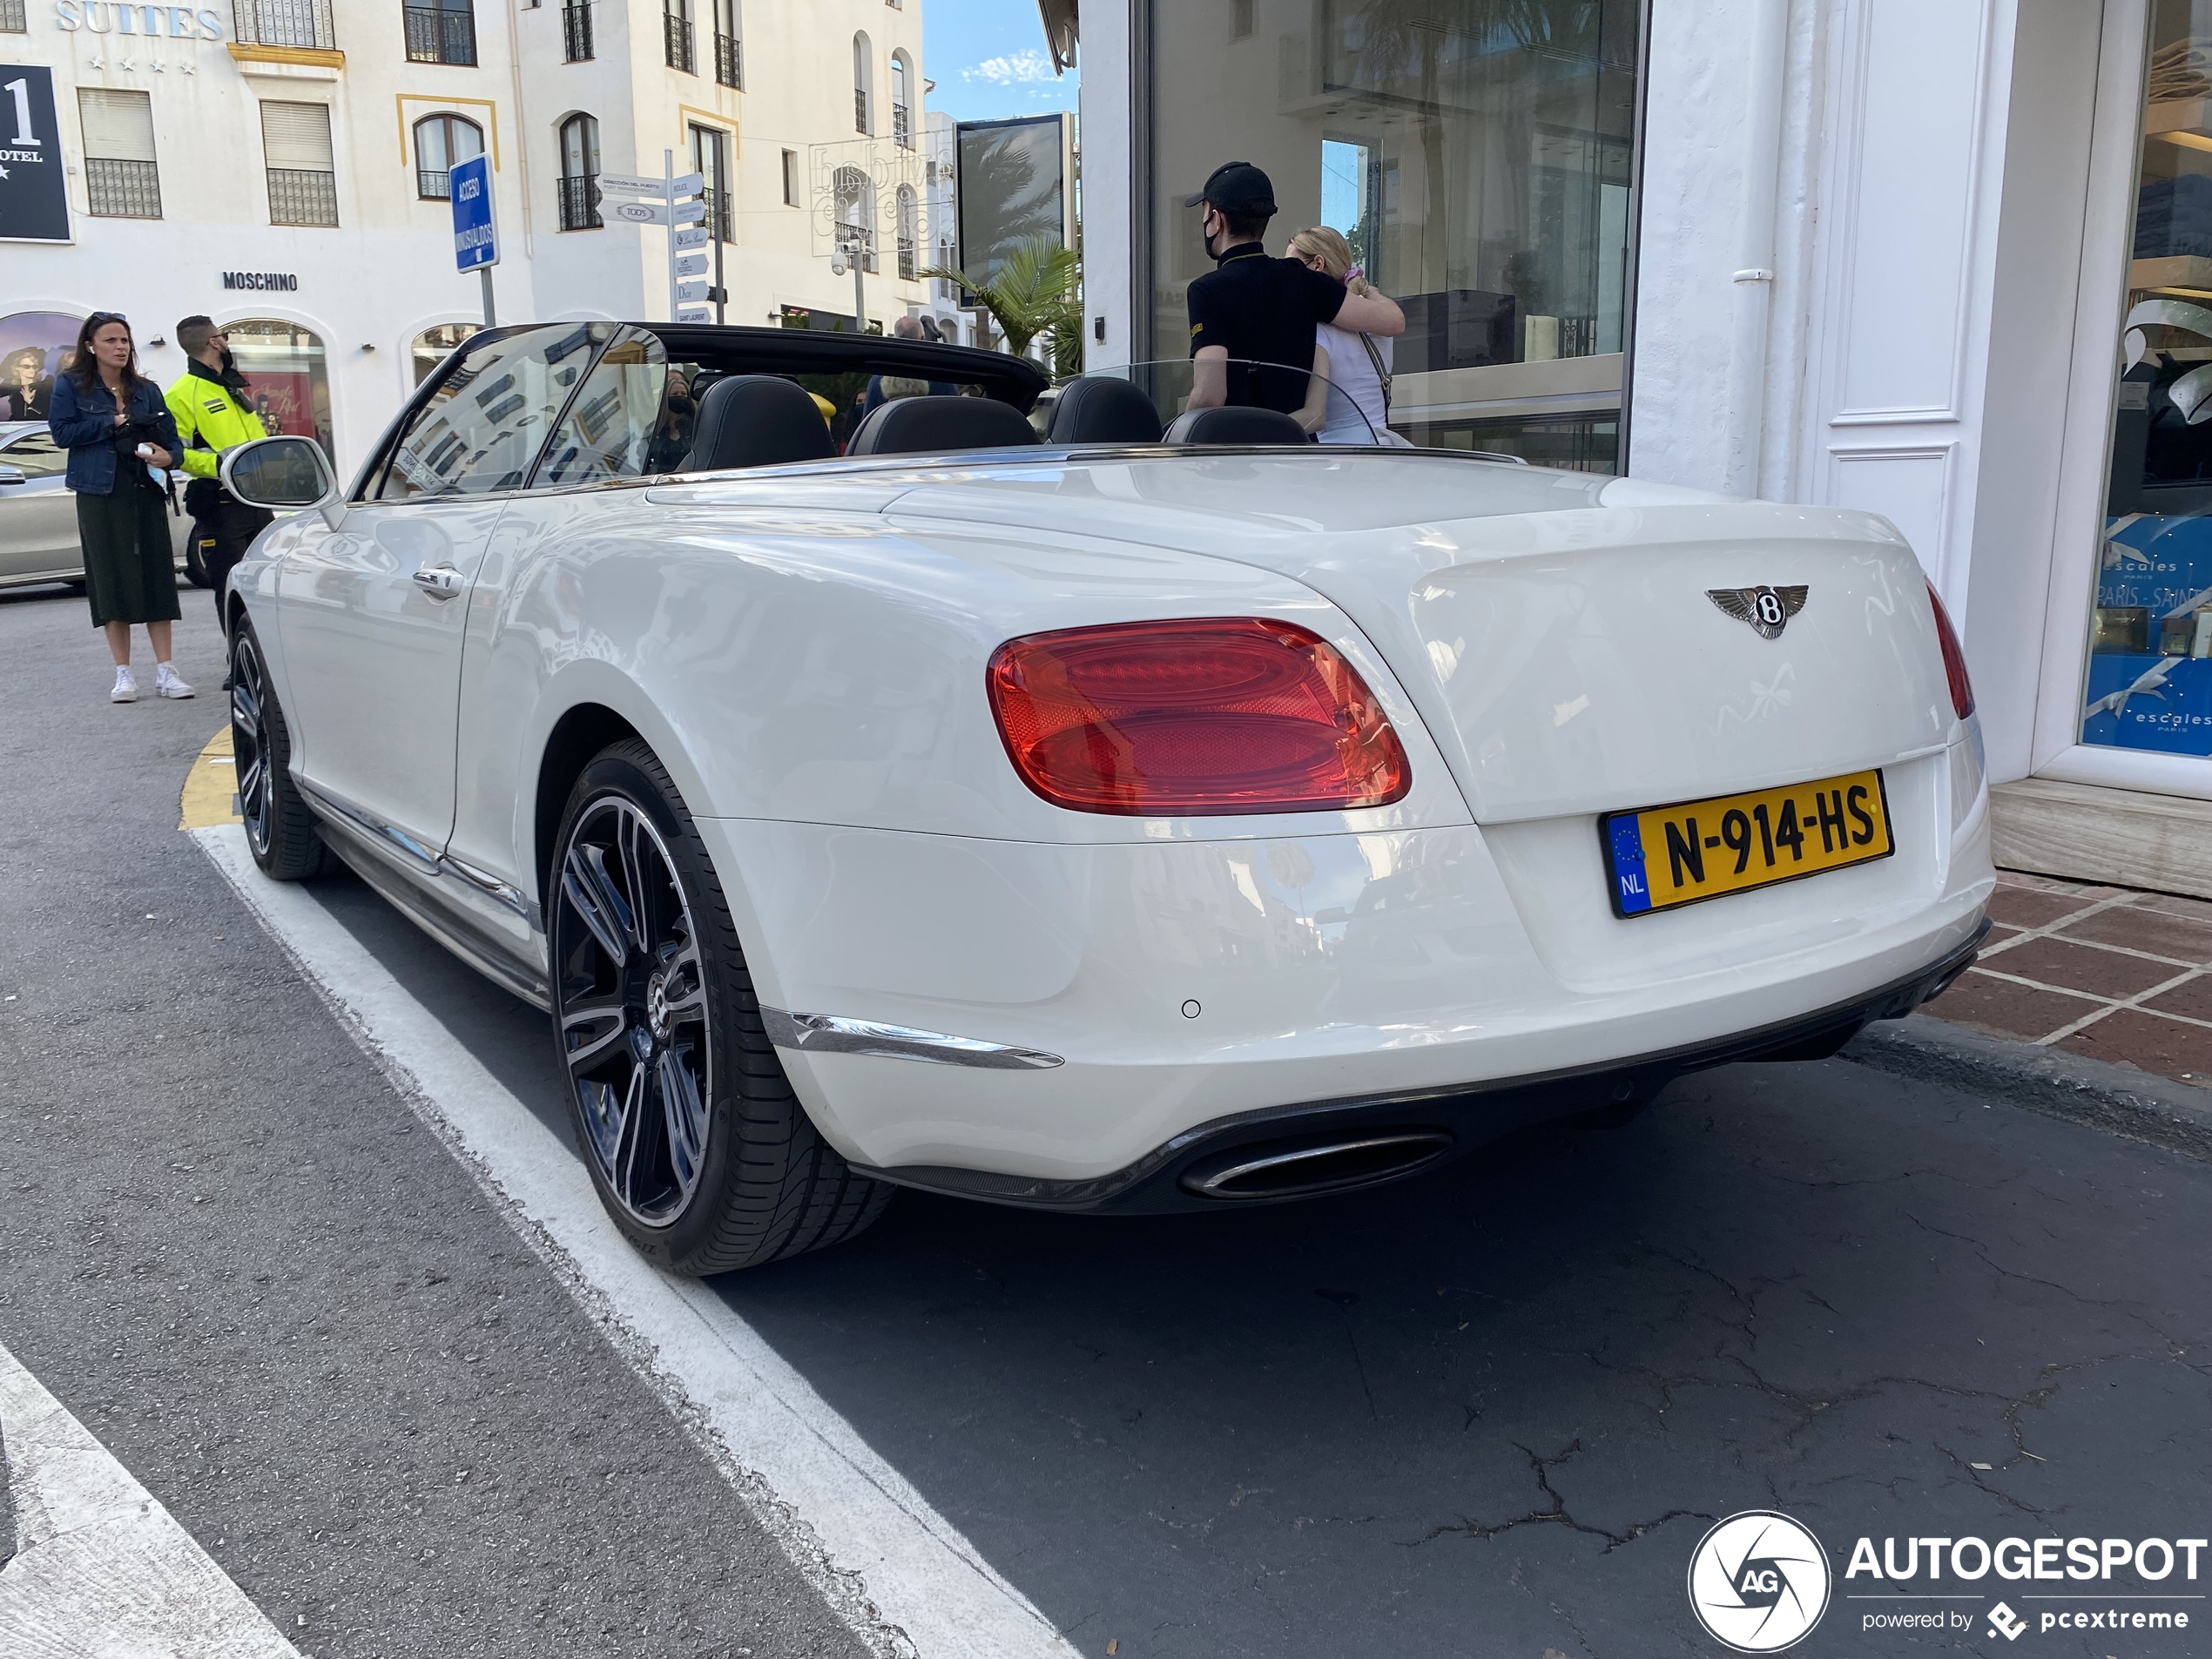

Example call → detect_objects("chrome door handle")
411 565 464 598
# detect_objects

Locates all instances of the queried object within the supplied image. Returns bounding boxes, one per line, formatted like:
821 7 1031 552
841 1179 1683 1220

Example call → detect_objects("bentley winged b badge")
1707 584 1809 640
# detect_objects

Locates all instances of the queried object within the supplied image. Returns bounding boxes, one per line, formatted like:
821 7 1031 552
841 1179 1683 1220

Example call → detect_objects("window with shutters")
78 88 160 218
261 100 337 226
412 112 483 199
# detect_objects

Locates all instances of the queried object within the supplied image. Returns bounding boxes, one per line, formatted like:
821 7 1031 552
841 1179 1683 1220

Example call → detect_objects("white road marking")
192 825 1075 1659
0 1337 302 1659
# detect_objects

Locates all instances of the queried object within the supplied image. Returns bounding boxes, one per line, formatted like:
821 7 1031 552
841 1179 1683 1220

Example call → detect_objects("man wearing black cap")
1184 161 1403 417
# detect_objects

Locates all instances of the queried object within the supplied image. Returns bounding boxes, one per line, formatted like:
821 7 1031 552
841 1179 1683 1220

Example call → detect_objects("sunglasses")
85 311 132 330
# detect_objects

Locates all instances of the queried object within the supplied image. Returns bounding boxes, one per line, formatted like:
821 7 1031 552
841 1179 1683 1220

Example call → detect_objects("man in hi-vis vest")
165 316 273 642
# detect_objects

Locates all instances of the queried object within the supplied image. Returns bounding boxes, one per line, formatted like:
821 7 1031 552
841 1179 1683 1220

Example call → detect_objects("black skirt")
77 474 180 628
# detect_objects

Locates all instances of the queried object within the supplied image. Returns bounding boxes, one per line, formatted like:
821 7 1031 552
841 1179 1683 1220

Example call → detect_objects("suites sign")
52 2 228 37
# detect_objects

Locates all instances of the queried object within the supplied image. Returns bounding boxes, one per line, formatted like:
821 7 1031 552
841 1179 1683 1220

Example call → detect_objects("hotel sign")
53 2 228 37
0 65 71 244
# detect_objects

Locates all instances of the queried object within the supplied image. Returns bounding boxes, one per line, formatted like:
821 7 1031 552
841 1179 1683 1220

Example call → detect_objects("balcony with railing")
417 168 451 199
267 167 338 226
558 174 601 231
0 0 28 31
662 9 692 71
713 30 739 87
405 4 475 64
86 158 161 218
853 89 867 134
893 102 910 148
703 187 732 243
231 0 335 49
562 0 591 59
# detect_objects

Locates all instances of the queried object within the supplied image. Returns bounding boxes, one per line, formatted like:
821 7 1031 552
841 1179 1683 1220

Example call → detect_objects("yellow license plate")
1601 769 1894 917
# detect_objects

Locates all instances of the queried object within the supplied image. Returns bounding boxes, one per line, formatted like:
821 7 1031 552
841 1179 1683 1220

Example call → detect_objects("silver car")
0 420 199 591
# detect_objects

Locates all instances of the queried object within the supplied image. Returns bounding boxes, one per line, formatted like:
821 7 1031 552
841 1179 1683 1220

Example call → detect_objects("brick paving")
1920 870 2212 1089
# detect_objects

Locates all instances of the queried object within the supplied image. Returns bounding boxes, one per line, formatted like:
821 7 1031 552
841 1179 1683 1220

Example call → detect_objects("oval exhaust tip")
1180 1129 1454 1202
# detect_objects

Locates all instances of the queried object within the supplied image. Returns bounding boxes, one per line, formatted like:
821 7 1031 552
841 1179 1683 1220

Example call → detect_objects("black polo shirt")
1185 243 1349 413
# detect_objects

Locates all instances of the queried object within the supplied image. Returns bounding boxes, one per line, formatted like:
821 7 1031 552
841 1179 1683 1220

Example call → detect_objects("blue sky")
922 0 1079 125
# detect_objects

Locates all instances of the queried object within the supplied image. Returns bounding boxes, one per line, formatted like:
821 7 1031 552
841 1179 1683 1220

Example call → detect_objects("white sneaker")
154 663 194 699
111 666 137 703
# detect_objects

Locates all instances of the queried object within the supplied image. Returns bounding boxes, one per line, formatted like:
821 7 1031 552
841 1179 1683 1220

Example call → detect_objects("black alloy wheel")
228 620 330 880
549 740 892 1272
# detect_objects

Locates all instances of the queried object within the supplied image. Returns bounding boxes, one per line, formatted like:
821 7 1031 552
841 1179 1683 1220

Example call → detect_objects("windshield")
1044 358 1381 446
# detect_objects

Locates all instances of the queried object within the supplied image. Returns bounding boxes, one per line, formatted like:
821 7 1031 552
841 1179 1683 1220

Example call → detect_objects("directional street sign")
673 253 711 277
672 225 711 252
676 307 712 323
597 171 704 199
675 280 710 303
449 153 497 271
607 198 705 226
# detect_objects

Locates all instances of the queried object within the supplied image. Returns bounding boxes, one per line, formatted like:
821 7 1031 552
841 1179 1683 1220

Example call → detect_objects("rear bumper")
855 921 1989 1214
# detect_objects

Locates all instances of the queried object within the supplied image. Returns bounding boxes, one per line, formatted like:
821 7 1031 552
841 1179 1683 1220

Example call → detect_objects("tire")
229 618 332 880
548 740 892 1274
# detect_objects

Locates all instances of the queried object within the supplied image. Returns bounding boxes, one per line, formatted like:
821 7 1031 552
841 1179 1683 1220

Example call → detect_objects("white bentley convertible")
219 320 1993 1273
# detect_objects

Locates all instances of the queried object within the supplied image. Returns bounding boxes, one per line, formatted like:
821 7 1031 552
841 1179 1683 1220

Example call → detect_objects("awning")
1035 0 1076 73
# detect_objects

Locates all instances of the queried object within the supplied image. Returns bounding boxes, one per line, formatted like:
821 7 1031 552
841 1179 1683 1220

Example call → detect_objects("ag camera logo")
1687 1511 1832 1652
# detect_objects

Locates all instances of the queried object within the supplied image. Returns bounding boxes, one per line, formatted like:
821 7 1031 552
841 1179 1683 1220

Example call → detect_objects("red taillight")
1926 580 1975 719
987 617 1412 815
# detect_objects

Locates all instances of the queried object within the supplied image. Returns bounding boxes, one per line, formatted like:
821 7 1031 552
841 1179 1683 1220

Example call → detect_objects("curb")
1842 1015 2212 1164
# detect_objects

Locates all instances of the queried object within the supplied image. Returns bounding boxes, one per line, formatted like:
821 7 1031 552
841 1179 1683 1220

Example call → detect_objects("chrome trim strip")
760 1009 1063 1070
294 777 442 873
439 853 536 922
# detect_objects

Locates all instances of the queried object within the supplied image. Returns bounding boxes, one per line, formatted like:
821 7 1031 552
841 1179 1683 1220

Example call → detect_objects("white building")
1065 0 2212 1066
0 0 936 477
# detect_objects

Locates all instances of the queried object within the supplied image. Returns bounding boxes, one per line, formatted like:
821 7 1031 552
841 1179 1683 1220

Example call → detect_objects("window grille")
230 0 335 49
404 3 475 64
261 100 337 226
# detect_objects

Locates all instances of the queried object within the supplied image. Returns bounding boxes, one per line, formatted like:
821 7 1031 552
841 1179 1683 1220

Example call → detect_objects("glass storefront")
2094 0 2212 759
226 319 334 457
1145 0 1641 468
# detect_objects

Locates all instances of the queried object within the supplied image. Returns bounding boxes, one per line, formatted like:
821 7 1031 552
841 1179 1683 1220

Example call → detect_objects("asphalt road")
1 581 2209 1658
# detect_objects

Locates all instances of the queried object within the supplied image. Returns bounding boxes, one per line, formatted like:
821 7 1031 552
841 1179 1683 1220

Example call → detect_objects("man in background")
165 316 271 638
1182 161 1404 416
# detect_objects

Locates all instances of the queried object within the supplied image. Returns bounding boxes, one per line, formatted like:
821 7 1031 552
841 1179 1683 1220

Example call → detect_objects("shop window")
410 322 475 386
2093 0 2212 759
0 313 78 419
260 100 337 227
558 112 601 230
226 319 334 458
78 88 160 219
712 0 739 87
1144 0 1640 465
412 112 483 200
404 0 475 65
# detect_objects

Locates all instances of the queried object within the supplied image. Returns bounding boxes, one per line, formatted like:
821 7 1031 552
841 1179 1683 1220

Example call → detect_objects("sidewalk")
1920 870 2212 1088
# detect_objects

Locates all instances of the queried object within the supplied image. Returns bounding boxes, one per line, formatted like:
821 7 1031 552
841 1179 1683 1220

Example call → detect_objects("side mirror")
221 435 345 528
0 464 24 486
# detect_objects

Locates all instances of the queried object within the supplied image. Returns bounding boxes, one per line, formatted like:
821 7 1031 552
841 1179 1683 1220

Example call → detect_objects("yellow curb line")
179 723 241 830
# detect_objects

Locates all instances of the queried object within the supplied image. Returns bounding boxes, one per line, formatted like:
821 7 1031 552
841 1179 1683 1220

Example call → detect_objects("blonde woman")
1286 226 1403 445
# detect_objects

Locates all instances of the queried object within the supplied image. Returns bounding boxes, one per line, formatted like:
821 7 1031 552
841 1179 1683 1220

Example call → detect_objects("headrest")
682 374 835 472
1047 377 1164 445
1163 406 1310 446
846 394 1040 457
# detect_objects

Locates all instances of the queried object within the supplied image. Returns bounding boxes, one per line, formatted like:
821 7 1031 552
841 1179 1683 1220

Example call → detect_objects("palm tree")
922 235 1081 373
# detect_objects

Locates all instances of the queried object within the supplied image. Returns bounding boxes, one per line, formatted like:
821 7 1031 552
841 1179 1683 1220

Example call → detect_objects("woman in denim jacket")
49 312 192 702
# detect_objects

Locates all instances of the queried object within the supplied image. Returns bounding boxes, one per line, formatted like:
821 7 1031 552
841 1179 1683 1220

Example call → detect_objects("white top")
1316 320 1392 443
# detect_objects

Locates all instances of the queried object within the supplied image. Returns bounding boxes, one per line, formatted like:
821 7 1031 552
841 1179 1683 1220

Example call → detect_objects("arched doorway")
225 319 333 456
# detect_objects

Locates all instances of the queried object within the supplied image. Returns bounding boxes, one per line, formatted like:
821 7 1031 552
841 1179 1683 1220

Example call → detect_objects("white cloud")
961 48 1055 84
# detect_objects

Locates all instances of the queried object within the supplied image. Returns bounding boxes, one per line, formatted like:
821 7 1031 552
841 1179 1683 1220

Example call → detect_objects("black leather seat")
681 374 836 471
846 395 1041 456
1047 377 1164 444
1162 406 1310 445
